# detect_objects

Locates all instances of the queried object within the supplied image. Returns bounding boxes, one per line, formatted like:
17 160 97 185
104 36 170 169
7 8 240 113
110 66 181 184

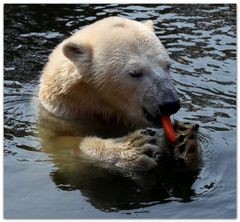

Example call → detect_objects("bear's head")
60 17 180 126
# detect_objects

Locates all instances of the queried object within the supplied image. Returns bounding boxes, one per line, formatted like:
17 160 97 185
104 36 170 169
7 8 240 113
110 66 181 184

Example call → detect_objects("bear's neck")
39 76 121 121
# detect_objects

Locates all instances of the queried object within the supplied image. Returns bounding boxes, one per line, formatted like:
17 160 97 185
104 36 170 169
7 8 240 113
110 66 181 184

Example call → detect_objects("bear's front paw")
134 144 163 172
119 128 167 172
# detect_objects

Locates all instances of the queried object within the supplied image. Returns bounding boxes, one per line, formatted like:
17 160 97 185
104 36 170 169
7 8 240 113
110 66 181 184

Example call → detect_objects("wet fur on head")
39 17 179 127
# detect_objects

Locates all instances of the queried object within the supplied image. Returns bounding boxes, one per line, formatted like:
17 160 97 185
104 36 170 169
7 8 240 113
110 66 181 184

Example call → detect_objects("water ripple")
4 4 236 219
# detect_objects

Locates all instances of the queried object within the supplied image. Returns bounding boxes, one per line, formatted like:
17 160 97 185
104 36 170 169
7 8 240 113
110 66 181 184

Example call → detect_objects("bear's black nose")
159 100 181 115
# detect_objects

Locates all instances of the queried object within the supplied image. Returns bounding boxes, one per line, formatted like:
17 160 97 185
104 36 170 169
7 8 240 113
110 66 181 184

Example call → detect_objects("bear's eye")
129 70 143 78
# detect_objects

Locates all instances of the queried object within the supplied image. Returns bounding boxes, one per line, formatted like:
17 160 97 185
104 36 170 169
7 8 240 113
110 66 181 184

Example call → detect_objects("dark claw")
154 153 162 162
178 135 185 143
193 124 199 130
143 148 153 157
148 138 157 145
140 129 156 136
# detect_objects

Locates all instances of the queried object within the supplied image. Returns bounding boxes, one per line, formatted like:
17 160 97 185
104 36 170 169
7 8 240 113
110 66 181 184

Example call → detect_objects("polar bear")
38 17 182 173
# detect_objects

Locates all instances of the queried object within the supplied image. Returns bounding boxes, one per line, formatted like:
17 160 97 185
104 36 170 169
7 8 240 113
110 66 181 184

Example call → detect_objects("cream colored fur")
39 17 176 125
38 17 181 173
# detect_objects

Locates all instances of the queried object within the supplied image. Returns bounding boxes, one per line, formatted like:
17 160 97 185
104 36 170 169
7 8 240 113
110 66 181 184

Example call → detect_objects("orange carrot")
161 115 177 144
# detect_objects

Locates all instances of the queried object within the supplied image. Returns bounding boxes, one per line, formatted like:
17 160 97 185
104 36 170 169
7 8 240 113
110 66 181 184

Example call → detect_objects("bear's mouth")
143 108 161 126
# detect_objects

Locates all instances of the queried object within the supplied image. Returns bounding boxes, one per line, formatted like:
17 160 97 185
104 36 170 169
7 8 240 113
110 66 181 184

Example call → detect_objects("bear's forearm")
78 133 163 173
78 136 147 171
79 136 124 164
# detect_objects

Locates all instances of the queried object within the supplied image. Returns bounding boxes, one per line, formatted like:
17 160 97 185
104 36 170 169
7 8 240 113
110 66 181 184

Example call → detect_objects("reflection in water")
38 106 199 211
4 4 236 218
50 165 198 211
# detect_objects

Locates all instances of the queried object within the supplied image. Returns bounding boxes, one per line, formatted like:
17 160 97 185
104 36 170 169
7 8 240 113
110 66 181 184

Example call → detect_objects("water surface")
4 4 236 219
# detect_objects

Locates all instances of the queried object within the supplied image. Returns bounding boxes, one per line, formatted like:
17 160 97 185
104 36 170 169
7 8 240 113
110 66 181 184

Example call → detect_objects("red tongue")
160 115 177 144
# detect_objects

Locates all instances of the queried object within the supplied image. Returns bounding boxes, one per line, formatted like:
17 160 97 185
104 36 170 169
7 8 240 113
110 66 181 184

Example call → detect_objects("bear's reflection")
38 106 198 211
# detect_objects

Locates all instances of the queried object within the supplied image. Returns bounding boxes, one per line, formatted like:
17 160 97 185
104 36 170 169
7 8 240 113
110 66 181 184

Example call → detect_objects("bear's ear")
62 42 92 65
142 20 154 32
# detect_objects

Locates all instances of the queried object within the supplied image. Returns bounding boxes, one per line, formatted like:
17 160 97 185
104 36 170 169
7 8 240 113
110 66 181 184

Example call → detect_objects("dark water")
4 4 236 219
